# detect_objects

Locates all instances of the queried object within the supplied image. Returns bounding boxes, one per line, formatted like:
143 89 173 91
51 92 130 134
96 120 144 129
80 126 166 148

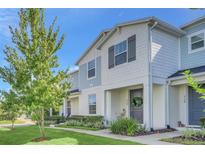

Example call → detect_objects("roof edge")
180 15 205 29
75 29 111 65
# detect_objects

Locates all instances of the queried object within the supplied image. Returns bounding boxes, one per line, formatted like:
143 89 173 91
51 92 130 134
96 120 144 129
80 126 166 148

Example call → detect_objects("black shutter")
128 35 136 62
108 46 114 69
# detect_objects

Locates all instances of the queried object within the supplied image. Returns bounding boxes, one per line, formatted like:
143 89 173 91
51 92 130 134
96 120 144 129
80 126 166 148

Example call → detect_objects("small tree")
0 90 22 129
0 9 70 138
184 70 205 100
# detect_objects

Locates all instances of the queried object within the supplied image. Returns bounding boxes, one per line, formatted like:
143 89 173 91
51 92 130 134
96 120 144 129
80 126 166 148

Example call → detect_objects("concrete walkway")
50 127 183 145
0 123 34 127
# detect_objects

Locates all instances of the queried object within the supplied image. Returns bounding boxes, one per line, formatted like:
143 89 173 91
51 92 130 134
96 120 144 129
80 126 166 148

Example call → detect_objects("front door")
189 86 205 125
130 89 143 123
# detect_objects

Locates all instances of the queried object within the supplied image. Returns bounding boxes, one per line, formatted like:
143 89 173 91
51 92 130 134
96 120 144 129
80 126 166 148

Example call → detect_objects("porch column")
105 90 112 124
49 108 53 117
143 80 153 130
63 99 67 117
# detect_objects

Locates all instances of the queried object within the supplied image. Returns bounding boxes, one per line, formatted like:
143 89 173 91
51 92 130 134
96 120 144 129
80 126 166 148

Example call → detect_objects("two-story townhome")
59 16 205 130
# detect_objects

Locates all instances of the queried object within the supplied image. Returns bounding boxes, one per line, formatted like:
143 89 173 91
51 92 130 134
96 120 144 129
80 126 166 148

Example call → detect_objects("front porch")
168 77 205 128
104 83 167 130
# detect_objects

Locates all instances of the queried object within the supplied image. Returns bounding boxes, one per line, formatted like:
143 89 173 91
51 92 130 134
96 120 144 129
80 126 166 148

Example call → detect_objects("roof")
75 29 111 65
97 16 185 49
75 16 186 65
70 89 80 94
180 15 205 29
168 65 205 78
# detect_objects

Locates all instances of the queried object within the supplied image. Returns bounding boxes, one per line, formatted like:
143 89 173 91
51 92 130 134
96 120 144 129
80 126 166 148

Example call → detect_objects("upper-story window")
114 40 127 66
87 59 96 79
108 35 136 69
189 31 205 53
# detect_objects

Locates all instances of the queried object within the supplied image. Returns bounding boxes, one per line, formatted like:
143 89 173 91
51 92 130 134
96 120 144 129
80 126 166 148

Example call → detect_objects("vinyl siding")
181 22 205 69
100 23 150 89
79 56 101 90
151 28 179 79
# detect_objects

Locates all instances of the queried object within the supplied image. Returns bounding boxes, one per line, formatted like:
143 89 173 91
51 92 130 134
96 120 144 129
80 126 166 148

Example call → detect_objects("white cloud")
0 9 18 38
69 65 79 73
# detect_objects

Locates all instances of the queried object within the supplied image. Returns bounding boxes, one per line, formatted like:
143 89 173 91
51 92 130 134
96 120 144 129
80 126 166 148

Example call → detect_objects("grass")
0 126 141 145
57 124 102 131
161 137 205 145
0 120 26 124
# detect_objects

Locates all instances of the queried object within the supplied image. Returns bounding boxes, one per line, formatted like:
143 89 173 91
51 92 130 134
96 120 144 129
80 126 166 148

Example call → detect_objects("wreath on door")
131 96 143 107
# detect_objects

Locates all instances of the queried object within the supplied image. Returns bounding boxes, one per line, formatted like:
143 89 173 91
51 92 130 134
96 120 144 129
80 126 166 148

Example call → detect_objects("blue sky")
0 8 205 90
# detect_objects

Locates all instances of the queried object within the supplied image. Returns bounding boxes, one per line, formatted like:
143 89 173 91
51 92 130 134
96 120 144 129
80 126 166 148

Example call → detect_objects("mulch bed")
31 137 50 142
173 135 205 142
135 128 176 136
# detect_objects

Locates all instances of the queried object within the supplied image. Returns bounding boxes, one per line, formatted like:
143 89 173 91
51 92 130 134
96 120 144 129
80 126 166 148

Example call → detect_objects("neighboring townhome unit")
59 16 205 130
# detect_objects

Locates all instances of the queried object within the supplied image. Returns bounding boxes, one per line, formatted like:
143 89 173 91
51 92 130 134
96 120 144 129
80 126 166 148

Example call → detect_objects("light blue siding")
79 56 101 89
69 71 79 90
180 22 205 69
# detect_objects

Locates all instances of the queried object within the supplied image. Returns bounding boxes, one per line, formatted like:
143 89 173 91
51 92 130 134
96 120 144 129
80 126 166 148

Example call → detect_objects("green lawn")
161 137 205 145
0 120 25 124
0 126 140 145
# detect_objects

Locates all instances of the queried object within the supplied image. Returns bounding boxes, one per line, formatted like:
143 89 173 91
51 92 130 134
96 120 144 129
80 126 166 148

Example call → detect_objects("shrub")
45 115 65 124
110 118 144 136
64 115 104 129
200 117 205 129
182 129 205 139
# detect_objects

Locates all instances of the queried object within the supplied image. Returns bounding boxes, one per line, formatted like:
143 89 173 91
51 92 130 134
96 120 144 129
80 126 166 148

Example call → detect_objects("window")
87 59 95 79
189 32 205 53
114 40 127 66
67 101 71 116
88 94 96 114
108 35 136 69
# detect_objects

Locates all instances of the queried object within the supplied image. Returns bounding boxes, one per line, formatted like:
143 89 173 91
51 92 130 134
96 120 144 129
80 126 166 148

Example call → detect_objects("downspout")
148 21 158 131
166 80 171 129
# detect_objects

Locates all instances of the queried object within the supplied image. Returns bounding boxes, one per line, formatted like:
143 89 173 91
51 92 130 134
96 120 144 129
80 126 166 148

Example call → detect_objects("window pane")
192 40 204 50
191 33 204 43
88 60 95 70
115 52 127 65
88 69 95 78
89 105 96 114
114 40 127 55
88 94 96 114
89 94 96 105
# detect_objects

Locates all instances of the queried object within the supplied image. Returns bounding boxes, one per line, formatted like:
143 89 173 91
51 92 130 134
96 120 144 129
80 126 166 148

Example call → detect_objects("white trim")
168 71 205 81
113 40 128 66
178 38 181 70
188 29 205 54
87 58 96 80
185 85 189 126
88 93 97 115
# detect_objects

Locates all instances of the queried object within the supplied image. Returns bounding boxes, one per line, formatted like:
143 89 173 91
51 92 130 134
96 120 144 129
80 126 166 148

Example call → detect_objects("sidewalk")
50 127 183 145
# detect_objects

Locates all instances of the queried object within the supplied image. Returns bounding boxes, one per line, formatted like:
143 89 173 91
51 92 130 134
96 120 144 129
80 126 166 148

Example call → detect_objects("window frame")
66 101 71 116
87 59 96 80
188 30 205 54
88 94 96 114
114 40 128 66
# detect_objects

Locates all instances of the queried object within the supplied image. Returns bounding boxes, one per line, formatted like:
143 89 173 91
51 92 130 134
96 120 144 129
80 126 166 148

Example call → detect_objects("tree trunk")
38 108 46 138
11 119 15 130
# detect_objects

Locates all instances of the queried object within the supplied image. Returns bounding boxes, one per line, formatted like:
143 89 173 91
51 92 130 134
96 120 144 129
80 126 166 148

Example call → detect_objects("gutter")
148 21 158 131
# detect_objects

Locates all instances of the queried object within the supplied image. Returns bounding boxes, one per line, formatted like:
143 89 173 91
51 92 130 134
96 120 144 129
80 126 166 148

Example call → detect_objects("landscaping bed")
161 129 205 145
135 128 176 136
110 118 176 136
57 124 102 131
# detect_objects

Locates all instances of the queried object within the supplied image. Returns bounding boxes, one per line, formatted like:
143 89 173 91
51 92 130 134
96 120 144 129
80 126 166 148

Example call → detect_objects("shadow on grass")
0 126 139 145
